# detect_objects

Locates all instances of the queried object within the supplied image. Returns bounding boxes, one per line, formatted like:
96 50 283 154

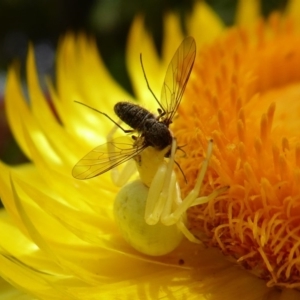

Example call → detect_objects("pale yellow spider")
74 123 228 256
112 127 228 255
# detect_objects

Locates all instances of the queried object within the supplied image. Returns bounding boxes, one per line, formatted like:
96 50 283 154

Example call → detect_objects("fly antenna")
74 101 133 133
140 54 165 113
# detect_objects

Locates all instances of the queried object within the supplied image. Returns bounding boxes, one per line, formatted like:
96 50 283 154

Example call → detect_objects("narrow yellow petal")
126 15 161 107
286 0 300 30
187 1 224 46
236 0 261 27
27 45 58 128
162 12 184 66
0 276 33 300
5 66 32 160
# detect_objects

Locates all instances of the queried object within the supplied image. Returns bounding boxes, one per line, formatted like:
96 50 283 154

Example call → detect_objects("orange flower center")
173 14 300 288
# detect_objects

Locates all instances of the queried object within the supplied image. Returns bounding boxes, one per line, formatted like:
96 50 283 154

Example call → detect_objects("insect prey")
72 36 196 180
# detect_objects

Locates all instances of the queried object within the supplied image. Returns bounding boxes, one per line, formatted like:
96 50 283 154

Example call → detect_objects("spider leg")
190 186 230 207
159 164 201 244
144 138 177 225
144 163 168 225
162 169 202 243
162 140 229 225
176 218 201 244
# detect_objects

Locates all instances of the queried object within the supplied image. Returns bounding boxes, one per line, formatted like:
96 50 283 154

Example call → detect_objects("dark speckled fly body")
114 101 172 150
72 37 196 180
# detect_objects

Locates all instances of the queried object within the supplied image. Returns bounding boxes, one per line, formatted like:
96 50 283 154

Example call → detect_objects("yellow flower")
1 1 300 300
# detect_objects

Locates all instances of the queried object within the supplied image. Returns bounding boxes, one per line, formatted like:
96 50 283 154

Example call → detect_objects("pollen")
173 14 300 288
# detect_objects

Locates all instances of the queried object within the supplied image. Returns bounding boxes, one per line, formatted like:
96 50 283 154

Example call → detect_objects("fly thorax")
144 121 172 150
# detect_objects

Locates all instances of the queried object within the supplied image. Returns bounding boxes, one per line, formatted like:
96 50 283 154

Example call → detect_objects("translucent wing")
160 36 196 124
72 136 146 180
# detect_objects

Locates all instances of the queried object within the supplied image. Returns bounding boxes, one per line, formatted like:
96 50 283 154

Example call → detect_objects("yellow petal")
187 1 224 46
162 12 184 66
0 265 33 300
5 65 32 160
126 15 162 107
286 0 300 29
236 0 261 27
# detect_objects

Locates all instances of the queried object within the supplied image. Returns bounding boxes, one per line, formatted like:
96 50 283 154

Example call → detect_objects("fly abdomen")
114 102 155 131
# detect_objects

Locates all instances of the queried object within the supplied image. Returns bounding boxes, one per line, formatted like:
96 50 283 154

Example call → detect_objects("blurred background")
0 0 288 206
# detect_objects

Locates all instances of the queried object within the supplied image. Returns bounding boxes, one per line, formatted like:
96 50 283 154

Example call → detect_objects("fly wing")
160 36 196 124
72 136 146 180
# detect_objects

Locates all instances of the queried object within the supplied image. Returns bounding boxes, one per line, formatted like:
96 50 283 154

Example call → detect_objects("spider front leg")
145 138 229 243
144 138 199 243
162 139 229 225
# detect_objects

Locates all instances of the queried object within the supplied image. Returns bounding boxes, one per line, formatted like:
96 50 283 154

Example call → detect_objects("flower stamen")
173 15 300 288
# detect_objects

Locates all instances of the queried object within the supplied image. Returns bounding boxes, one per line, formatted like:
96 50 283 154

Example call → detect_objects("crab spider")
109 126 229 255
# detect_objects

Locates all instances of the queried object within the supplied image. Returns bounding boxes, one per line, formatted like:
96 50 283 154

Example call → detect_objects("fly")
72 36 196 180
